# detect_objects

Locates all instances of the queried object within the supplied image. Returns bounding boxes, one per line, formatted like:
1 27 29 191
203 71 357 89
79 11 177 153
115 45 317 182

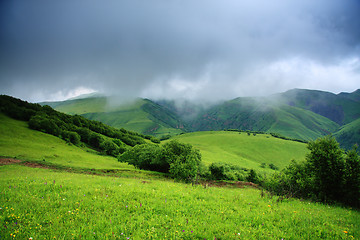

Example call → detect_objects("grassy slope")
1 165 359 240
169 131 308 172
0 114 131 170
334 118 360 150
268 105 339 140
277 89 360 125
45 97 183 137
189 97 339 141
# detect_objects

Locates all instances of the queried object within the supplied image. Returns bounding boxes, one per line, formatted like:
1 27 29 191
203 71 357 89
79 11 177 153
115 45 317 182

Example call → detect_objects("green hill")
0 113 130 170
334 118 360 150
275 88 360 125
169 131 308 172
42 89 360 147
187 97 339 141
43 97 185 137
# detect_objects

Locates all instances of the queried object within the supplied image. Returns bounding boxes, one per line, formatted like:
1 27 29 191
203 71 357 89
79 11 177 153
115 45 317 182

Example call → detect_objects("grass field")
1 165 359 240
169 131 308 172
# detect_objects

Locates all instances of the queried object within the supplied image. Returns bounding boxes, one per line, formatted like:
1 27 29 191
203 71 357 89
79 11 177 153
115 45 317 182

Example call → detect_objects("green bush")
263 136 360 207
118 140 202 182
209 162 247 181
62 131 81 145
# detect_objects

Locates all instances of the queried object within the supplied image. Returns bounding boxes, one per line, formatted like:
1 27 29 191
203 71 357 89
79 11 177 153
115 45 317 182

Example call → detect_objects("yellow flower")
343 231 348 234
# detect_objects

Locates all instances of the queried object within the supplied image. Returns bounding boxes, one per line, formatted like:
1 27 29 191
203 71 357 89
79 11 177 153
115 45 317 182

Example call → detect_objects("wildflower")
29 237 33 240
344 231 348 234
268 205 271 207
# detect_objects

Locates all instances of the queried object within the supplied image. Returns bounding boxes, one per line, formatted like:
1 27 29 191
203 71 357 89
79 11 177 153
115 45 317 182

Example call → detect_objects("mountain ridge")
40 88 360 148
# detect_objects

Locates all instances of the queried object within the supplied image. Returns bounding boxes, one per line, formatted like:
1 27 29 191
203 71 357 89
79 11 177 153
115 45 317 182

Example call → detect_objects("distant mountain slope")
334 118 360 150
43 97 185 137
186 97 339 141
42 88 360 148
275 89 360 125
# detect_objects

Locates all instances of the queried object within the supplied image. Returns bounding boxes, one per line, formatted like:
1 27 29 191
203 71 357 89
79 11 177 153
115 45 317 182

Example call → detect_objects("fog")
1 0 359 102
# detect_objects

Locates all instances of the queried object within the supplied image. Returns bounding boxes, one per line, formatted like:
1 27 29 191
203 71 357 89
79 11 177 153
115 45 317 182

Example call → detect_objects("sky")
1 0 360 102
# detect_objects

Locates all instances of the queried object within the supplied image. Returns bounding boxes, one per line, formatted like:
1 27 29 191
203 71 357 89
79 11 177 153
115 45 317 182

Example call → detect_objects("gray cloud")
1 0 359 102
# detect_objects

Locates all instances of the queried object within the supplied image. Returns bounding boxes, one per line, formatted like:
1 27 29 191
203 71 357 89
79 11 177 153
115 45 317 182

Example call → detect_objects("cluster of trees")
118 140 202 182
263 136 360 208
0 95 158 157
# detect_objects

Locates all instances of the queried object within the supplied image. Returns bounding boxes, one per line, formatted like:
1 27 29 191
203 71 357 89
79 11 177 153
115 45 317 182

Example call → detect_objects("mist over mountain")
41 88 360 149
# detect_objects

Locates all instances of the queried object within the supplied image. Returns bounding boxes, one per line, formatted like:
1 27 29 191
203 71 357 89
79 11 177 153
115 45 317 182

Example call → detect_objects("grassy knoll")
169 131 308 172
1 165 359 239
0 114 131 170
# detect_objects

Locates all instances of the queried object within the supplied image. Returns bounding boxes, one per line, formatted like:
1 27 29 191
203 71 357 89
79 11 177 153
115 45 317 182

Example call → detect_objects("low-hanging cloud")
0 0 359 102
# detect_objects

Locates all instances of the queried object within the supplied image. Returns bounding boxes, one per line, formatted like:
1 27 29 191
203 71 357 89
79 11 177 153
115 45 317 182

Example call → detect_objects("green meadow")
1 165 359 240
169 131 308 172
1 114 359 239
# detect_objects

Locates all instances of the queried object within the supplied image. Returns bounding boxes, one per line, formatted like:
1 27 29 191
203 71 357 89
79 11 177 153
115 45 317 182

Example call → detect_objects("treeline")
0 95 159 156
225 129 308 143
269 132 308 143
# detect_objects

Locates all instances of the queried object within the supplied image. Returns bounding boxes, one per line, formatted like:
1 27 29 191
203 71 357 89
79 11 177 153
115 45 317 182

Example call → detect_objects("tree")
343 146 360 207
163 140 202 182
306 135 345 202
118 140 202 182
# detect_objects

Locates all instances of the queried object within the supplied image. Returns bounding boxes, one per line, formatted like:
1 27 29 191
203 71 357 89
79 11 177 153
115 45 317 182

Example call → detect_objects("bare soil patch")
0 158 21 165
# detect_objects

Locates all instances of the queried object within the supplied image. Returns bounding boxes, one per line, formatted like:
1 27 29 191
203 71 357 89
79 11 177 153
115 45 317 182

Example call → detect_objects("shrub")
118 140 202 182
209 162 247 181
62 131 81 145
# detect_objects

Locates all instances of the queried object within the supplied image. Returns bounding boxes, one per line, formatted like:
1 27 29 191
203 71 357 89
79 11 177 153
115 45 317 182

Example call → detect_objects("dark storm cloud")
1 0 359 102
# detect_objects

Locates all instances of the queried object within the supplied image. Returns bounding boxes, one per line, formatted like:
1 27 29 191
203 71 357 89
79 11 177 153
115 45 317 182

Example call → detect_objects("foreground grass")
0 114 131 170
1 165 359 240
170 131 308 172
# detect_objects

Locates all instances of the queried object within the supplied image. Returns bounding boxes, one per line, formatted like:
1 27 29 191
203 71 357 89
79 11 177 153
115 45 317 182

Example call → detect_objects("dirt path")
0 158 54 169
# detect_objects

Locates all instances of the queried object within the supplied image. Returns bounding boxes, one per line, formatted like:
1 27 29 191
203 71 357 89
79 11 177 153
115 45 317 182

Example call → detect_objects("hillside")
168 131 308 172
275 88 360 125
42 97 185 137
334 118 360 150
42 89 360 148
0 113 130 170
186 98 339 141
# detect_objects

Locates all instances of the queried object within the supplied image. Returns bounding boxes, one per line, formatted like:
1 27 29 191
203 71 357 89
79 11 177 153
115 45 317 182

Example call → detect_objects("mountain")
41 88 360 149
274 89 360 125
181 97 339 141
158 89 360 148
41 97 186 137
